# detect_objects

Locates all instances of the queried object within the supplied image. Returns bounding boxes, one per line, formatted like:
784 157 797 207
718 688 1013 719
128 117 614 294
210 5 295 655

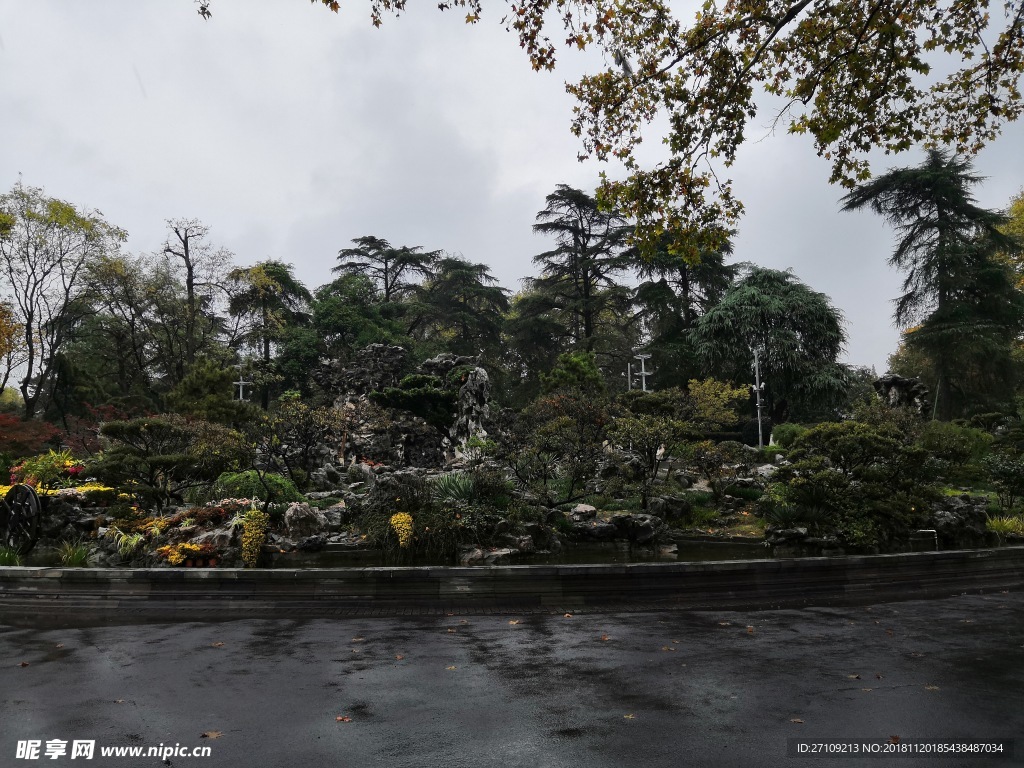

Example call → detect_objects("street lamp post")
234 364 253 402
752 349 766 449
634 353 652 392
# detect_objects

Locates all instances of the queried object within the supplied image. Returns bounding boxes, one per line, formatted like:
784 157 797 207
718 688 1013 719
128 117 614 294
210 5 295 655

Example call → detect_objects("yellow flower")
389 512 414 548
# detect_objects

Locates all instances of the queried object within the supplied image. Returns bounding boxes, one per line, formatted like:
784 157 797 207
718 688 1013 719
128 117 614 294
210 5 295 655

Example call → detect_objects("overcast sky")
2 1 1022 374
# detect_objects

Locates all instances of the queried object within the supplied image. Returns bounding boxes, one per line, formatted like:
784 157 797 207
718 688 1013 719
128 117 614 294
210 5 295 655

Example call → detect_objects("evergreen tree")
841 150 1024 419
693 268 848 421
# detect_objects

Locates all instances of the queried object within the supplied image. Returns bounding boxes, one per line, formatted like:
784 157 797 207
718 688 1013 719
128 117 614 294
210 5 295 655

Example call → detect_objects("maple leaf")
336 716 352 722
201 731 223 739
889 735 901 744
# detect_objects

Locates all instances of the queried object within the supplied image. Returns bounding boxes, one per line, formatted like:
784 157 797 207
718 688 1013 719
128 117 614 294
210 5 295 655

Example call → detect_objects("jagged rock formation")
874 373 930 416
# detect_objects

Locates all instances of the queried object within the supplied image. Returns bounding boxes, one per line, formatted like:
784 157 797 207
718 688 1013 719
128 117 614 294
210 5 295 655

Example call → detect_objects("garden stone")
646 497 667 517
459 546 485 565
767 527 808 544
873 373 930 416
193 528 233 550
610 512 665 544
569 504 597 523
928 496 988 546
661 495 691 521
499 534 536 553
483 547 517 564
297 534 327 552
572 520 618 541
451 366 491 458
284 502 328 538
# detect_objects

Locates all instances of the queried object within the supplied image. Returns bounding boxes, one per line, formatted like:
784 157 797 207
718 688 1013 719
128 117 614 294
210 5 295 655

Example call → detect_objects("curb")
2 546 1023 618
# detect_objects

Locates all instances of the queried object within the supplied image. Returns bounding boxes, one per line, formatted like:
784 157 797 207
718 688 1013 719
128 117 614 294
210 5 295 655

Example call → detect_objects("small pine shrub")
771 423 808 449
201 471 305 505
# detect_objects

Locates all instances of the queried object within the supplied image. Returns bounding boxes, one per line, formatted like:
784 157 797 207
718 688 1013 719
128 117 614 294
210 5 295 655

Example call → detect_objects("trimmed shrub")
771 423 807 449
201 470 305 505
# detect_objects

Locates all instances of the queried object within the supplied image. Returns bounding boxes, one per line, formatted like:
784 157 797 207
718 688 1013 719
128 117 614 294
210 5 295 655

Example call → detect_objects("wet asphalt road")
2 592 1023 768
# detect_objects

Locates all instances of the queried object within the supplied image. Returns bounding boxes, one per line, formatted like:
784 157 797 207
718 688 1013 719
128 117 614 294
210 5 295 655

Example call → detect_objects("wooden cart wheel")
0 484 41 555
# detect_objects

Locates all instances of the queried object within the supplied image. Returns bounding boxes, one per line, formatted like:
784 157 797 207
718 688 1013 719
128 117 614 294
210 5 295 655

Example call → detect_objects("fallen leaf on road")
201 731 223 739
671 639 680 644
459 619 469 624
623 714 635 720
211 642 224 648
114 699 125 704
395 654 404 660
18 662 28 667
960 619 974 624
790 719 804 724
925 685 939 691
335 716 352 723
718 621 731 627
885 629 894 637
660 646 676 652
508 620 520 625
875 673 883 680
909 652 924 658
861 688 873 692
600 634 610 641
55 644 64 649
351 637 364 642
564 613 573 618
447 628 457 634
847 674 861 680
889 735 901 744
446 666 457 671
746 626 754 635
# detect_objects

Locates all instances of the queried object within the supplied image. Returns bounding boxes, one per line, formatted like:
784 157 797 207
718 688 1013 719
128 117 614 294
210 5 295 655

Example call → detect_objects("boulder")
569 504 597 523
571 520 618 541
297 534 327 552
284 502 328 538
610 512 665 544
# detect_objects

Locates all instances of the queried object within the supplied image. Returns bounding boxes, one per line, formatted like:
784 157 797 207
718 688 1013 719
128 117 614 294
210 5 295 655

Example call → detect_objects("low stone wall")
1 547 1022 618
